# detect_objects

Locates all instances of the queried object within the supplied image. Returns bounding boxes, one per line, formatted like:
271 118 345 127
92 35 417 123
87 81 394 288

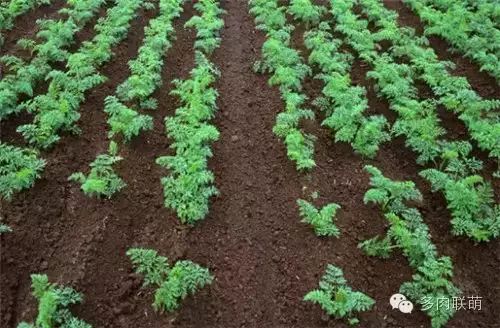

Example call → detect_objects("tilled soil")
1 1 499 328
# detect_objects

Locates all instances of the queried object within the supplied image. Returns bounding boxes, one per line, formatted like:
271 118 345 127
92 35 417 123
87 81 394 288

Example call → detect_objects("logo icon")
390 293 413 314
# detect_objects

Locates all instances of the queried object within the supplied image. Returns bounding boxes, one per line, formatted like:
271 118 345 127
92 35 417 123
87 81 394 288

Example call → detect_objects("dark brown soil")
0 1 66 58
1 1 499 328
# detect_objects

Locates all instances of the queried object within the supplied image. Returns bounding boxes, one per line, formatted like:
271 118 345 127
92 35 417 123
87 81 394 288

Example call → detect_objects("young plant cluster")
0 143 45 200
71 0 185 198
420 142 499 242
127 248 213 312
184 0 224 54
69 141 125 198
359 0 500 170
287 0 326 26
405 0 500 81
467 0 499 23
0 0 50 45
17 0 146 149
297 198 341 237
0 223 12 234
156 0 224 224
0 0 106 119
304 22 390 158
330 0 499 242
17 274 91 328
304 264 374 325
360 165 460 328
249 0 316 171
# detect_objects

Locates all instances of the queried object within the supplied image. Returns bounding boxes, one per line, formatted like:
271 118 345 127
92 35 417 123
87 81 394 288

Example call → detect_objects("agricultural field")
0 0 499 327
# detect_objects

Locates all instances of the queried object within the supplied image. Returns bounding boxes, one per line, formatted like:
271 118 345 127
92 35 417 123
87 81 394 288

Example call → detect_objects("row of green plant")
414 0 500 58
358 0 500 172
0 0 50 44
0 0 106 119
420 142 499 241
297 193 373 325
287 0 326 26
156 0 224 224
331 0 444 164
304 21 390 158
16 0 147 149
108 0 185 134
432 0 499 18
298 201 376 324
19 251 372 326
249 0 316 171
404 0 500 81
70 0 185 198
360 165 460 328
467 0 500 23
331 0 499 242
0 142 45 200
18 248 212 327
